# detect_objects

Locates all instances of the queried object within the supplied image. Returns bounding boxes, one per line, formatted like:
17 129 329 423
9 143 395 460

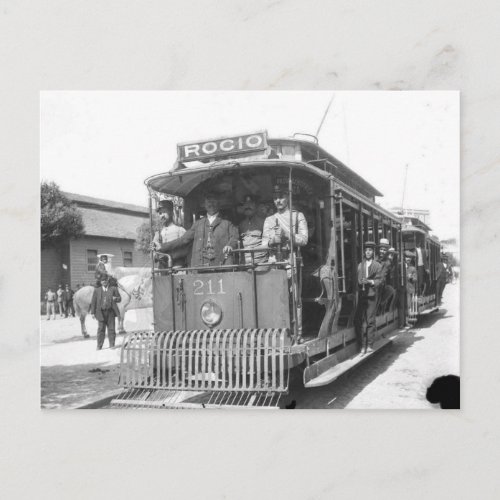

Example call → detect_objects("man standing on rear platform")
355 241 383 354
90 277 121 350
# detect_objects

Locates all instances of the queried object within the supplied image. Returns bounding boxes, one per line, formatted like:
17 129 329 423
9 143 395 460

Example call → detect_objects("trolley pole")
288 168 300 343
148 188 156 328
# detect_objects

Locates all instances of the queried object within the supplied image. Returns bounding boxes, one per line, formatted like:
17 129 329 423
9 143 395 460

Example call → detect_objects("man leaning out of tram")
261 184 308 264
355 241 383 353
153 191 239 267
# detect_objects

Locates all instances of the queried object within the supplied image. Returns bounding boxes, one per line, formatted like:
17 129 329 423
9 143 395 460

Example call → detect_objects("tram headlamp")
200 300 223 327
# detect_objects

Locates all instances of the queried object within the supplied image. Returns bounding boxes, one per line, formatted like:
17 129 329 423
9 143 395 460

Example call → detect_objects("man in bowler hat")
355 241 383 353
90 277 121 350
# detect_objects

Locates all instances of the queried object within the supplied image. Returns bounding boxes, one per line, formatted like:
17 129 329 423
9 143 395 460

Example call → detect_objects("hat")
272 184 288 196
97 253 114 259
363 241 376 249
379 238 390 248
388 247 396 254
404 250 415 258
156 199 174 212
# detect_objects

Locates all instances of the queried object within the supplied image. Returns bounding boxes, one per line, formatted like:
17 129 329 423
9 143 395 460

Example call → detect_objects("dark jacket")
90 286 121 321
160 215 239 267
357 259 383 298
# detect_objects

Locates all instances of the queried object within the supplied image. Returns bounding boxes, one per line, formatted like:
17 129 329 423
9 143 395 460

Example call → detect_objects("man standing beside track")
154 192 238 267
355 241 383 354
90 277 121 350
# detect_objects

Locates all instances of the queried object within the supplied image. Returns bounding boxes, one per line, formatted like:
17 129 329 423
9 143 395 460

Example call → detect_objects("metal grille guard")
113 329 290 408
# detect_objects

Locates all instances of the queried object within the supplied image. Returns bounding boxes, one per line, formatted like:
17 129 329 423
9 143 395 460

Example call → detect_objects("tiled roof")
64 192 148 215
78 207 148 240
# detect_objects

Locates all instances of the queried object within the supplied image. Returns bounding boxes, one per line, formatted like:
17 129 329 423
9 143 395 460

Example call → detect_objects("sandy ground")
289 282 460 409
40 285 459 410
40 307 153 409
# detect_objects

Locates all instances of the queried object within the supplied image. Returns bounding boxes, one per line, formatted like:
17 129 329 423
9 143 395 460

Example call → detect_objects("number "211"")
193 279 226 296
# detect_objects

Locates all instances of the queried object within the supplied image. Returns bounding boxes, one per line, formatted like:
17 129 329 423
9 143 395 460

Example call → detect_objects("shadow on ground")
287 331 425 409
41 362 121 409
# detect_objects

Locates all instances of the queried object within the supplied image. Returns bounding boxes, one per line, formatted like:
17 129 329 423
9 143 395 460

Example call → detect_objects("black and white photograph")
40 91 459 409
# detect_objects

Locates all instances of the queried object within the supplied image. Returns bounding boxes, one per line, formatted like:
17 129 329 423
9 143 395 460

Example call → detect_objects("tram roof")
147 136 383 198
145 160 331 196
275 138 382 198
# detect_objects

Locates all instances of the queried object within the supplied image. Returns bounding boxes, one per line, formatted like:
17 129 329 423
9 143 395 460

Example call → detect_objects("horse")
74 269 152 338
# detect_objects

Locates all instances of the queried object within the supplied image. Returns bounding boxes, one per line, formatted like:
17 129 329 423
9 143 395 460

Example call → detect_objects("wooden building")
41 192 149 298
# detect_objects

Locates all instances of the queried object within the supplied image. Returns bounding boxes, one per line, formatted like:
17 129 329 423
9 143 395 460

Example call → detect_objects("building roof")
78 207 147 240
64 192 148 240
65 192 148 216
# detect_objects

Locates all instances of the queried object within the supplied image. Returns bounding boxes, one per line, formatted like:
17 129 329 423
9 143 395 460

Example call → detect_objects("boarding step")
304 330 400 388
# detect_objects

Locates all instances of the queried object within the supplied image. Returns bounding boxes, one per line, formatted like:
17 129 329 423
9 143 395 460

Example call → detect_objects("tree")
136 214 160 254
41 181 85 248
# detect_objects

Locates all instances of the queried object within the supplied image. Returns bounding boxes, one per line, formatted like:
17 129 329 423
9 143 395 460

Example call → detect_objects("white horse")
74 269 152 337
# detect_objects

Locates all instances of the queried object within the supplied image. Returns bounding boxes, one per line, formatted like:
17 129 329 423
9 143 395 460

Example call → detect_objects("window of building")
87 249 98 272
123 251 133 267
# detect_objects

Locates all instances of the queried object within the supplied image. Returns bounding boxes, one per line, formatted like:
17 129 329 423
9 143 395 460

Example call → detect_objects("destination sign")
178 131 268 162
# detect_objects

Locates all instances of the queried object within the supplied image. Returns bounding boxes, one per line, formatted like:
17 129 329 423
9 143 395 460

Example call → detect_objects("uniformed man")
238 194 266 265
152 199 186 267
262 184 308 341
355 241 383 354
262 184 308 259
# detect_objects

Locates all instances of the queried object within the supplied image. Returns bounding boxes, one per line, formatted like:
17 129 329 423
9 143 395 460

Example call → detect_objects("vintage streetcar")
111 131 442 409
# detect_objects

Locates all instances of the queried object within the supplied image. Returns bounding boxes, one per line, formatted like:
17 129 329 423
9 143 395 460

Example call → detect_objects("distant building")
391 207 430 226
41 193 150 298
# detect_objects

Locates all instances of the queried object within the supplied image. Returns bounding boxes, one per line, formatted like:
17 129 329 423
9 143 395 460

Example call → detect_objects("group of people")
44 284 75 320
355 238 399 354
151 185 309 270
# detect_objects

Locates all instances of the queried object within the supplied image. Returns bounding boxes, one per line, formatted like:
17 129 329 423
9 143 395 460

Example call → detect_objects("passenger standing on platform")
355 241 383 353
415 244 429 294
377 238 395 312
155 192 239 267
238 194 266 264
151 199 186 267
404 253 417 328
90 277 121 350
45 288 56 320
262 184 308 260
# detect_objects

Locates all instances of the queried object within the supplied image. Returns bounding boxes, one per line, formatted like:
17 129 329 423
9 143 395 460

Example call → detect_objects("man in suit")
377 238 395 312
151 199 187 268
415 243 429 294
154 192 239 267
90 277 121 350
355 241 383 353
